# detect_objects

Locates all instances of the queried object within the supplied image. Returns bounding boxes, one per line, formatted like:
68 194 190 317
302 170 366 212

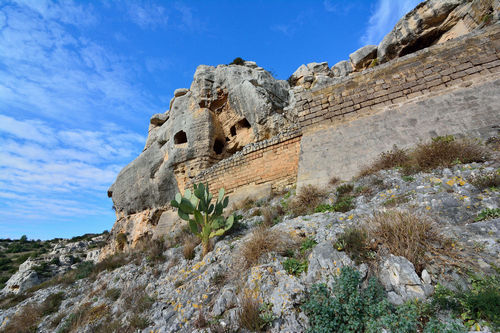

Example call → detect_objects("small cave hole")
230 125 236 137
213 138 225 155
225 137 230 142
238 118 251 129
107 190 113 198
174 130 187 145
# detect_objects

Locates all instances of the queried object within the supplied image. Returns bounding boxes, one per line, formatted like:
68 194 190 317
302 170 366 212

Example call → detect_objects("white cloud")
126 1 168 29
0 114 144 195
0 1 158 125
360 0 421 45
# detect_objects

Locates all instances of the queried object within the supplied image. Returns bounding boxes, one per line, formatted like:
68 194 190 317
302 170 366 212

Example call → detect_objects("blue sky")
0 0 420 240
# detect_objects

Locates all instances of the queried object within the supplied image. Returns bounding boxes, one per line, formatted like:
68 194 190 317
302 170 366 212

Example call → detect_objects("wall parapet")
294 25 500 130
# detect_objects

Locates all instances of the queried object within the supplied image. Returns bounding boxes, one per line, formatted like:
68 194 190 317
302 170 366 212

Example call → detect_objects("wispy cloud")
360 0 421 45
271 10 313 37
323 0 356 14
0 1 157 237
125 1 168 29
0 114 144 221
0 1 158 125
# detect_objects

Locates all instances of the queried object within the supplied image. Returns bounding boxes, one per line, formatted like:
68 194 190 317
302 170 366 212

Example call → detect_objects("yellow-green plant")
171 183 234 256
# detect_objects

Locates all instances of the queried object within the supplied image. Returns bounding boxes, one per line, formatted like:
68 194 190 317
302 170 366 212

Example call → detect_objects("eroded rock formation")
105 0 499 256
109 62 294 217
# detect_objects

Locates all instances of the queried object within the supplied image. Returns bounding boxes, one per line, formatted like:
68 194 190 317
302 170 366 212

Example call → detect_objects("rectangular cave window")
174 130 187 145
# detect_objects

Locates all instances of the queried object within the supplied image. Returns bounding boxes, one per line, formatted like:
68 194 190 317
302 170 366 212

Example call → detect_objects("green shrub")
333 196 354 212
282 258 307 276
75 261 94 279
105 288 121 301
40 292 65 316
474 208 500 221
335 227 371 264
229 57 245 65
302 266 420 333
300 237 317 253
402 175 415 182
314 203 334 213
432 272 500 330
423 318 466 333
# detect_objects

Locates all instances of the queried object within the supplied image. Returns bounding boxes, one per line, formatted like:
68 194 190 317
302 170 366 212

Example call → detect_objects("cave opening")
213 138 225 155
230 118 251 137
174 130 187 145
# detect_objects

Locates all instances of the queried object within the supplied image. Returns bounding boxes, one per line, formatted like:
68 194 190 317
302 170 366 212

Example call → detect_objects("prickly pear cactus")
170 183 234 256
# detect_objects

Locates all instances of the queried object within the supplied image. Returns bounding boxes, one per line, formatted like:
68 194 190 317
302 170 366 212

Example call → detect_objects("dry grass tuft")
359 146 409 177
289 185 326 216
468 170 500 190
238 226 295 269
231 197 256 212
367 211 443 273
194 310 209 328
408 137 488 173
359 137 489 177
3 303 41 333
238 292 264 332
329 176 340 186
183 235 199 260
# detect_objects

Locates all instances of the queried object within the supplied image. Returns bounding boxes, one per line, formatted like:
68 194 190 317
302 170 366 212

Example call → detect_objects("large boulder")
377 0 499 63
2 259 39 294
349 45 377 71
289 62 335 88
331 60 353 77
108 62 294 215
378 255 433 305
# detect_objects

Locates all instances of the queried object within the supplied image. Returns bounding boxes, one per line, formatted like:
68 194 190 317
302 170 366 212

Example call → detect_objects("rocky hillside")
103 0 500 259
1 0 499 332
0 233 107 295
0 136 498 332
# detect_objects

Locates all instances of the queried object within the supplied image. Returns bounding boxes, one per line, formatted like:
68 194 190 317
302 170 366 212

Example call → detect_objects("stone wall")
295 25 500 130
184 25 500 194
295 25 500 186
187 129 302 198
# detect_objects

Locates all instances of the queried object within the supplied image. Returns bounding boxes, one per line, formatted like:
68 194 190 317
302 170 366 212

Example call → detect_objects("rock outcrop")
104 0 499 258
288 0 499 86
1 235 106 295
378 0 500 63
108 62 294 217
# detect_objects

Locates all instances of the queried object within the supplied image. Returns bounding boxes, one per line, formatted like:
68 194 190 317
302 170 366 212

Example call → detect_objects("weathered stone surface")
377 0 499 63
331 60 353 77
297 78 500 186
173 88 189 97
150 113 169 126
378 255 429 305
289 62 334 88
349 45 377 70
109 62 294 217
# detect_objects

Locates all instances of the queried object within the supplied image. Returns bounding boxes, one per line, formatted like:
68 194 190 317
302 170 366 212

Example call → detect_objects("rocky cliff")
2 1 499 331
104 0 500 258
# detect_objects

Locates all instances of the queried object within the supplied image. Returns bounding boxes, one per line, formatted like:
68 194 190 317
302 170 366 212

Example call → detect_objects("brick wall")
295 25 500 130
187 129 302 194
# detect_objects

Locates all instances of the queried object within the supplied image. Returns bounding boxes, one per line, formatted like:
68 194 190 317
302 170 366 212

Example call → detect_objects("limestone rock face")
289 62 337 89
377 0 499 63
349 45 377 71
331 60 353 77
108 62 294 216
